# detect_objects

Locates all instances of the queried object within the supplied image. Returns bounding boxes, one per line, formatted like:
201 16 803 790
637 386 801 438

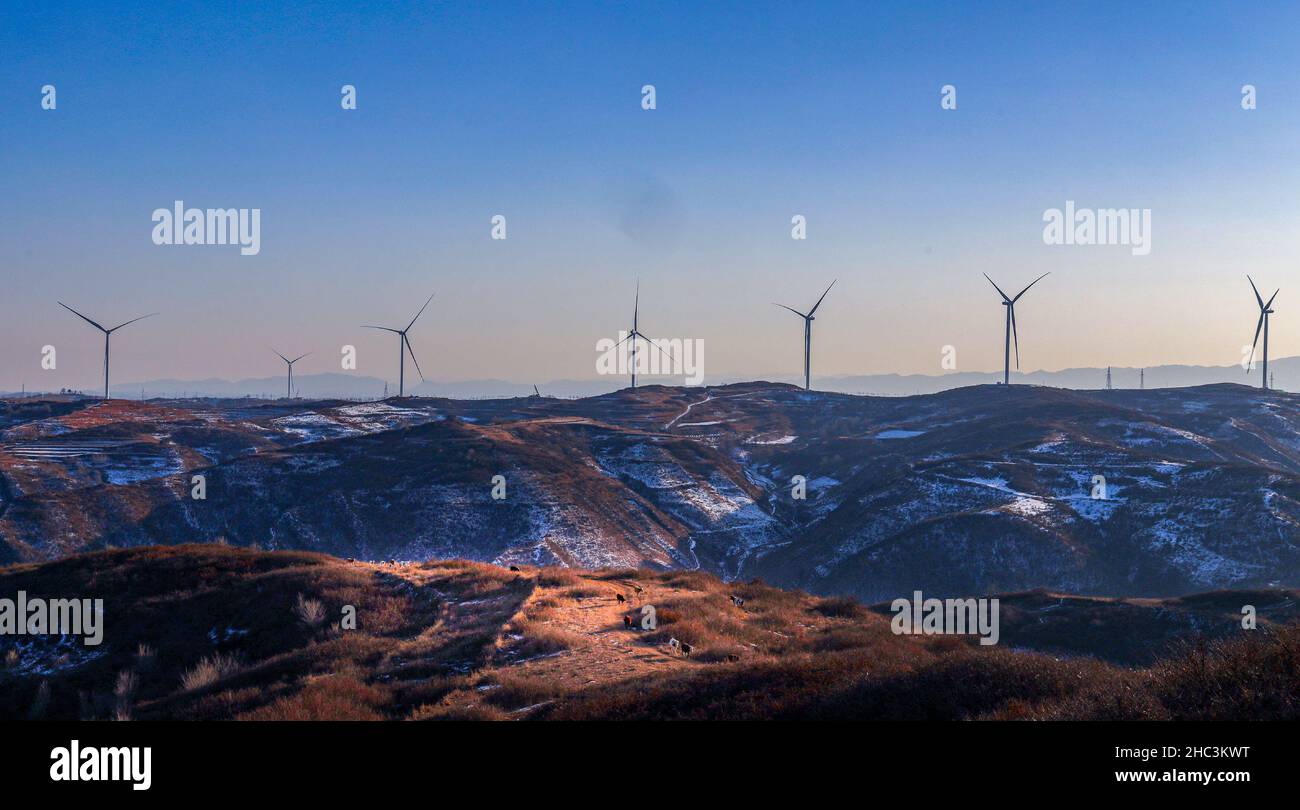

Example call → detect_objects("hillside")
2 382 1299 600
2 546 1298 721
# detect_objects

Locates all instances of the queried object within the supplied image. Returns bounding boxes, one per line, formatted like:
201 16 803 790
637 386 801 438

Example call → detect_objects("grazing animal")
345 557 355 563
725 653 740 663
668 638 681 653
623 615 632 629
616 593 626 604
387 559 396 565
633 584 644 594
680 642 693 657
730 595 745 607
509 565 520 572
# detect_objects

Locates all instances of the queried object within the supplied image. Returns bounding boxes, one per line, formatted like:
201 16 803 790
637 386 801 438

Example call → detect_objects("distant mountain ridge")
4 356 1293 400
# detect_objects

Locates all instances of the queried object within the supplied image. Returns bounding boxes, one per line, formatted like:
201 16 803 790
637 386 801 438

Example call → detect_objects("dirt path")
507 575 690 692
396 564 698 717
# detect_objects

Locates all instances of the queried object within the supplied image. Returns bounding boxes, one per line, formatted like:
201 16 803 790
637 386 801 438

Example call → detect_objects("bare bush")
296 593 327 628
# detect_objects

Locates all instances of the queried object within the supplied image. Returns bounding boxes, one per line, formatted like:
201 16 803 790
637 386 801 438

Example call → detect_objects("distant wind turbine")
1247 276 1279 390
612 281 673 389
774 280 836 391
58 303 158 400
272 350 310 399
983 273 1049 385
363 292 434 397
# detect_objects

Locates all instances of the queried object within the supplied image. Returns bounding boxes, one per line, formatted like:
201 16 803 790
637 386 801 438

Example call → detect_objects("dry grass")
238 672 387 721
5 545 1298 722
180 653 243 692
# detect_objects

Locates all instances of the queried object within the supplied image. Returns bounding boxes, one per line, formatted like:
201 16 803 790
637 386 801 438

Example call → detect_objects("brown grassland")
1 545 1297 721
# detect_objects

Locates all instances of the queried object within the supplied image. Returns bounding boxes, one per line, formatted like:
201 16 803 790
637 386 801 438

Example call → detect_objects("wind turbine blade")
271 349 291 364
1265 289 1280 310
404 334 425 382
362 325 403 334
633 280 640 331
635 332 675 364
1012 272 1050 303
808 279 837 316
773 303 809 319
1248 276 1265 309
983 274 1011 302
58 302 107 332
291 352 312 364
1249 311 1265 369
612 332 636 349
108 312 158 332
1011 305 1021 369
406 291 436 331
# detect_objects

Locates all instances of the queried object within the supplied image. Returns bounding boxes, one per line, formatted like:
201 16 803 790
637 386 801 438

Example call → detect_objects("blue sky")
2 1 1299 391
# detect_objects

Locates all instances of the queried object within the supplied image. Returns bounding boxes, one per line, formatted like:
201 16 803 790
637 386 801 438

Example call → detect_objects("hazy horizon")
4 1 1299 393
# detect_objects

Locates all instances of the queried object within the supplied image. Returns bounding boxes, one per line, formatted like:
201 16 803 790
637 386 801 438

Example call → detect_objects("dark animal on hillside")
730 595 745 607
725 653 740 663
509 565 520 572
680 642 693 657
616 593 626 604
623 615 632 629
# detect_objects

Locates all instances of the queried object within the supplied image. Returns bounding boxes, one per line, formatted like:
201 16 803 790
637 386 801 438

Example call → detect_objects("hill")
3 382 1300 599
2 546 1298 721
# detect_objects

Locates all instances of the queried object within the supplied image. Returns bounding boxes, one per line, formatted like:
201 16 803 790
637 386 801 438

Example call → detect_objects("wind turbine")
58 303 158 400
774 280 835 391
363 292 434 397
272 350 310 399
983 273 1049 385
1247 276 1279 390
612 281 673 388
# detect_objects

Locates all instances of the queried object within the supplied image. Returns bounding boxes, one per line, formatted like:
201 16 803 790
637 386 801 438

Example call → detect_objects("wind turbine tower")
983 274 1049 386
272 350 311 400
58 303 158 400
1247 276 1279 390
363 292 434 397
774 280 836 391
612 281 673 389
